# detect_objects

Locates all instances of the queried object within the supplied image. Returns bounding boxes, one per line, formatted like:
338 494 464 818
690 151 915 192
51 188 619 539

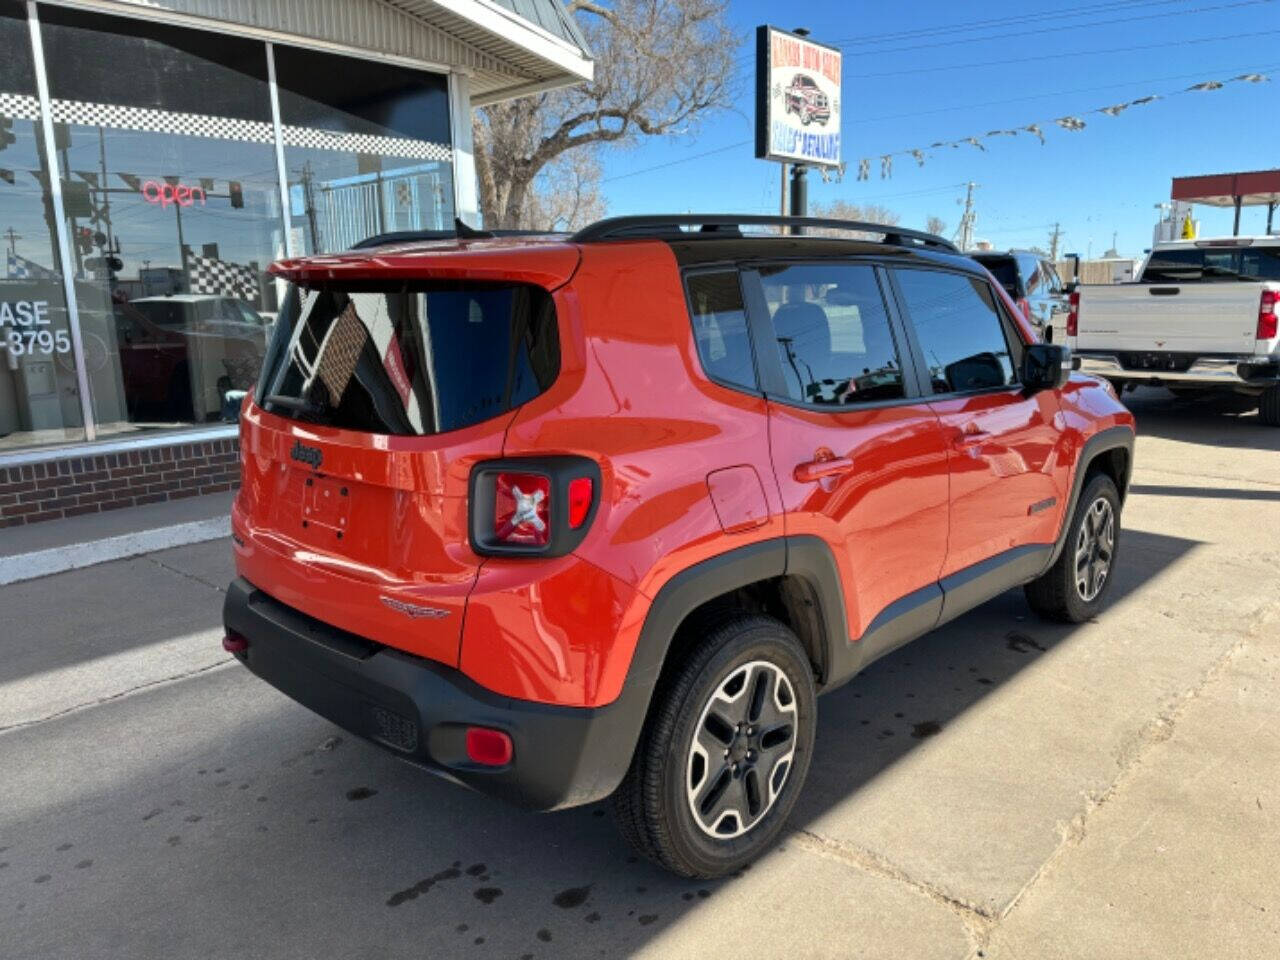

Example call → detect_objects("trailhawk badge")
380 596 451 620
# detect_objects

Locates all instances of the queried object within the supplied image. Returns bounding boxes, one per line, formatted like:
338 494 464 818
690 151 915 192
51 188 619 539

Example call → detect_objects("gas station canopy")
1171 169 1280 207
1171 169 1280 235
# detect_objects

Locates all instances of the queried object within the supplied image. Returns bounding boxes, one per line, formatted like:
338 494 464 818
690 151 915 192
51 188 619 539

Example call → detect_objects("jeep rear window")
255 282 559 435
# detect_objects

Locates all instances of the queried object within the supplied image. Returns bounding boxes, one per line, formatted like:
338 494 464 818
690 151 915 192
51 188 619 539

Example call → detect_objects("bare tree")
523 150 606 231
925 215 947 237
473 0 735 228
807 199 901 238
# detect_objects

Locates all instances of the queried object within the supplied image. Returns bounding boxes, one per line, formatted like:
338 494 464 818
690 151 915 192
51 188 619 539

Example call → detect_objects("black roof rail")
351 219 558 250
569 214 959 253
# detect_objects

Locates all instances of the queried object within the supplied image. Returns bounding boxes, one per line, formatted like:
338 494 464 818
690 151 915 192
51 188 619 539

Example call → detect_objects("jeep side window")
686 271 757 390
759 263 906 406
895 269 1017 394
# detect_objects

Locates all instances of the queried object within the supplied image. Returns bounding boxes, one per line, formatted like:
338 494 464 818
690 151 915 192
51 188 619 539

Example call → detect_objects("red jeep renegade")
224 214 1135 878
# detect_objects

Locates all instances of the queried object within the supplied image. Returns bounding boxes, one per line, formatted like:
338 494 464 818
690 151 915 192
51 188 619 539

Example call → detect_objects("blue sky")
599 0 1280 257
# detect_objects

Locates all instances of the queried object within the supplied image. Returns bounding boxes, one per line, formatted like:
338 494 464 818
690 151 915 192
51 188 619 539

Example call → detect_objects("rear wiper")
264 394 323 415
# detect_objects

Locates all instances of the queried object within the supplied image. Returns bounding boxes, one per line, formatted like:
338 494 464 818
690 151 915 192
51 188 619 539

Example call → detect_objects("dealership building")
0 0 591 526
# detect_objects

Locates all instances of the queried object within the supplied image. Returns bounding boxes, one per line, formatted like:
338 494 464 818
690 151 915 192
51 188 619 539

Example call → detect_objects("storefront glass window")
273 45 455 254
0 4 85 453
38 7 281 435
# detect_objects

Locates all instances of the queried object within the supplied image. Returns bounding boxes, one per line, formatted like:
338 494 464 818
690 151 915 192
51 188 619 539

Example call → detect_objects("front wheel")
611 615 816 878
1025 472 1121 623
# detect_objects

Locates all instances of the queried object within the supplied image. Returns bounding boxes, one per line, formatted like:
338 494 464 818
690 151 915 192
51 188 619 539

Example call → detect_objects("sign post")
755 25 842 231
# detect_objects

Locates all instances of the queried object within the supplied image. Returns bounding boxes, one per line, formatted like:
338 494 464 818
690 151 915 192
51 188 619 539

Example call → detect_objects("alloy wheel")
1074 496 1115 602
686 660 797 839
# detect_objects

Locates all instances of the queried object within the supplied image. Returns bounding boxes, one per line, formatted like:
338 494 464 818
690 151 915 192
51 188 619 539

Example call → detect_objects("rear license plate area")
302 475 352 536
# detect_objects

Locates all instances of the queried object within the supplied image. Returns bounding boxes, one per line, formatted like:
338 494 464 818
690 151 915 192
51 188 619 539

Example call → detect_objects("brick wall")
0 438 240 529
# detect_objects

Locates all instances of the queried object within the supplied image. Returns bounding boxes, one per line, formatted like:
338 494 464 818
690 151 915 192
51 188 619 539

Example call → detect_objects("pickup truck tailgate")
1077 284 1260 354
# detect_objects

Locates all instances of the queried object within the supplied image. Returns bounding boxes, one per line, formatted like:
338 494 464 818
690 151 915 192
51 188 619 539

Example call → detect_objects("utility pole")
3 227 20 256
955 181 978 251
1048 222 1062 260
780 162 789 232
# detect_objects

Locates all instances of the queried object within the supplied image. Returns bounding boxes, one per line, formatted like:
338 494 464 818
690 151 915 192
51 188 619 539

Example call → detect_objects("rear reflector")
465 727 513 766
494 472 551 546
222 632 249 653
567 476 593 529
1258 289 1278 340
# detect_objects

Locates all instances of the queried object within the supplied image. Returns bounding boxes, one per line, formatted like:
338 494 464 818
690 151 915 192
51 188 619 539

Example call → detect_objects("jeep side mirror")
1021 342 1071 393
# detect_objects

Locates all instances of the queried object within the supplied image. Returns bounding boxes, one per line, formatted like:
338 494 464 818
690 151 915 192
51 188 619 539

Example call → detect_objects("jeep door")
748 261 951 659
885 266 1070 591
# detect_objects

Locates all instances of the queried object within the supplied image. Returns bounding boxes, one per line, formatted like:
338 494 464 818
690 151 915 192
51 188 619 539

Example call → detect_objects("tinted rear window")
1143 246 1280 283
256 283 558 435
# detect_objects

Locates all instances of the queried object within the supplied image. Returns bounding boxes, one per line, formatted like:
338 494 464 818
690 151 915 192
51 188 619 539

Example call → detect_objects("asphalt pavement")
2 388 1277 959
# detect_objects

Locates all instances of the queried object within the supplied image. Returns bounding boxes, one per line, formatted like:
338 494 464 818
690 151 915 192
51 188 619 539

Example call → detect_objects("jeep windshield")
255 281 559 436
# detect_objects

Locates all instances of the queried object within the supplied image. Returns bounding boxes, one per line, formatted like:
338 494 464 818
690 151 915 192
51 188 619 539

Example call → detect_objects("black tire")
1025 472 1121 623
611 614 817 878
1260 385 1280 426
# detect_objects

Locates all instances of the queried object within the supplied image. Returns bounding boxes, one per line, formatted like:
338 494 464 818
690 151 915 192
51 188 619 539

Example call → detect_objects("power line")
846 28 1280 79
731 0 1199 66
828 0 1192 46
842 0 1274 59
849 61 1280 124
601 60 1278 186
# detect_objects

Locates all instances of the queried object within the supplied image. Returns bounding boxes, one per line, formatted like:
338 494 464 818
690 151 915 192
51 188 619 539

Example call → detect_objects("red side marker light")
222 632 249 653
465 727 513 766
567 476 593 529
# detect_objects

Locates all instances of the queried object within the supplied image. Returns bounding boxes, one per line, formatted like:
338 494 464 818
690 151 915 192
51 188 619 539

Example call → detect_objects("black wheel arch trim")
1041 425 1134 575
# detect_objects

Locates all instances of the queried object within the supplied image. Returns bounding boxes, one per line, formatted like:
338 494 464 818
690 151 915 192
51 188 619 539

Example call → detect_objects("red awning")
1171 169 1280 207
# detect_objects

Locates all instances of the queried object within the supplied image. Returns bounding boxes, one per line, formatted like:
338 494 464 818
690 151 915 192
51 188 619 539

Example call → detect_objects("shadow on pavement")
1122 387 1279 452
0 527 1201 959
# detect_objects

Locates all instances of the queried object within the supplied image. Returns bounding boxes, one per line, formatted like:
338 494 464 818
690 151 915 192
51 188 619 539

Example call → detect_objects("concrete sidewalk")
0 491 233 586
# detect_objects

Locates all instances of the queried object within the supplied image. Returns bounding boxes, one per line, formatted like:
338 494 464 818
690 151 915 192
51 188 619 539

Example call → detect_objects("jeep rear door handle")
794 456 854 483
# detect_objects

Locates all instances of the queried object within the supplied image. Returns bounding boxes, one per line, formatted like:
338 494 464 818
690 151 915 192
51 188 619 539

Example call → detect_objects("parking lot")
2 388 1277 960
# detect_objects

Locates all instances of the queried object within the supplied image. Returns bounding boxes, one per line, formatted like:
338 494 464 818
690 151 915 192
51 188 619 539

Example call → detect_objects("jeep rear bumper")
223 578 639 811
1075 352 1280 388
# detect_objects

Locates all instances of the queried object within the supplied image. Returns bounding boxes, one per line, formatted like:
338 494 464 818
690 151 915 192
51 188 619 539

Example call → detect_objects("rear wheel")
1025 473 1121 623
611 614 816 878
1260 385 1280 426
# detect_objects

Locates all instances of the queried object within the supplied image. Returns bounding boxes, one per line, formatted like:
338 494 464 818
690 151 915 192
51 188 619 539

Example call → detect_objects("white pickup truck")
1068 236 1280 425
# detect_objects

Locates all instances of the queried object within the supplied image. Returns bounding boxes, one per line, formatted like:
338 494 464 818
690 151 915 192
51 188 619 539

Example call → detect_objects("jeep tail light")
465 727 513 766
494 472 551 547
470 458 600 557
1067 291 1080 337
1258 289 1279 340
568 476 593 529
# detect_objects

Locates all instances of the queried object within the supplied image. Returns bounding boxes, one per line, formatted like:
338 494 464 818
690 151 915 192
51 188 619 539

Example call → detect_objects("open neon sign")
141 180 207 209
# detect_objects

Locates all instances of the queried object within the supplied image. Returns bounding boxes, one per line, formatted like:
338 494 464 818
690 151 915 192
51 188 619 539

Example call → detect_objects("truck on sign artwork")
756 26 841 168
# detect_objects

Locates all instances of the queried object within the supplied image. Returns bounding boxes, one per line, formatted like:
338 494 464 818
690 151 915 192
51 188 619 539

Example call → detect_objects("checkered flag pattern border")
49 98 276 144
280 125 452 162
187 252 261 302
0 92 41 122
2 92 452 162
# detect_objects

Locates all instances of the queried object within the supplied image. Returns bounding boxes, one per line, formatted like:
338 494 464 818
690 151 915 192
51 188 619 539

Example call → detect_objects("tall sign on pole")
755 25 842 231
